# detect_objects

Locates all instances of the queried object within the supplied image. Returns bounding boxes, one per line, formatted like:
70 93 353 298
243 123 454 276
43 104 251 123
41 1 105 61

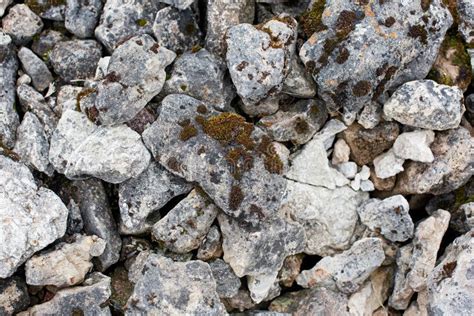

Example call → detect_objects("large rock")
393 129 435 163
0 277 30 315
2 4 43 45
17 47 53 91
142 94 287 225
299 0 452 122
0 156 68 278
457 0 474 45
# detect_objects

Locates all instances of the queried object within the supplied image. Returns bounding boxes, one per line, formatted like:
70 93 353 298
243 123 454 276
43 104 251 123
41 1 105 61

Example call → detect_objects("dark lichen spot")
85 106 100 123
335 10 358 38
197 146 206 155
408 25 428 45
136 19 148 27
184 23 196 35
300 0 327 37
229 185 244 210
294 118 310 134
236 61 249 72
421 0 432 11
179 123 198 141
197 104 208 114
249 204 264 220
442 261 457 277
150 43 160 54
384 17 396 27
76 88 97 112
257 136 283 174
167 157 181 172
335 47 350 64
352 80 371 97
135 40 143 46
103 71 121 84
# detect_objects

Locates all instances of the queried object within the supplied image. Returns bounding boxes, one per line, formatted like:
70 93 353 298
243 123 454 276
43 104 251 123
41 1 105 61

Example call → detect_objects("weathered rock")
25 235 106 288
299 0 452 122
56 85 83 114
25 0 65 21
30 29 66 60
457 0 474 45
357 195 414 242
370 167 396 191
197 225 223 261
0 156 68 278
384 80 465 130
19 273 111 315
297 238 385 294
313 118 347 150
49 109 151 183
393 130 435 163
336 161 358 179
342 122 399 166
158 0 193 9
248 273 282 303
281 56 317 98
0 0 12 17
119 161 192 235
210 259 241 298
17 47 53 91
2 4 43 45
281 180 368 256
278 254 303 288
143 94 287 225
0 277 30 315
152 189 218 253
394 127 473 195
223 289 257 312
226 16 297 116
126 254 227 315
373 149 405 179
331 138 350 165
65 0 103 38
389 210 450 310
50 39 102 82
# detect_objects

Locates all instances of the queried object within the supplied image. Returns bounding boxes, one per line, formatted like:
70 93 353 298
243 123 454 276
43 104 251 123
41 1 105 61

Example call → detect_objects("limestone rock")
210 259 241 299
277 254 303 288
2 4 43 45
17 47 53 91
393 130 435 163
373 149 405 179
65 0 103 38
0 0 12 17
313 118 347 150
0 277 30 315
336 161 358 179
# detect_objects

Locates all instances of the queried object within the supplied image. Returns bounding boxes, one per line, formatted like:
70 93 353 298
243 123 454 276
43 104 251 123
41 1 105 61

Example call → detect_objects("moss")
165 73 172 81
352 80 371 97
408 25 428 45
225 147 254 180
294 118 310 134
300 0 327 37
335 10 358 38
179 123 198 141
42 49 51 62
136 19 148 27
180 85 187 91
427 68 454 85
335 47 350 64
191 44 202 53
259 26 284 49
257 136 283 174
229 185 244 210
26 0 65 15
76 88 96 112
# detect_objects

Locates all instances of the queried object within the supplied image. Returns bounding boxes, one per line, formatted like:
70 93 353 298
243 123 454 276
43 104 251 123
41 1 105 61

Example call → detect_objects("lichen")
300 0 327 37
408 25 428 45
229 185 244 210
352 80 371 97
76 88 97 112
136 19 148 27
26 0 65 15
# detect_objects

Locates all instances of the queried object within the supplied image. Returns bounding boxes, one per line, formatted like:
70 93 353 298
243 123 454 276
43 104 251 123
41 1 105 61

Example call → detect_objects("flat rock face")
373 149 405 179
299 0 452 121
126 254 226 315
0 156 68 278
393 130 435 163
49 109 151 183
2 4 43 45
0 277 30 315
383 80 465 130
143 94 287 225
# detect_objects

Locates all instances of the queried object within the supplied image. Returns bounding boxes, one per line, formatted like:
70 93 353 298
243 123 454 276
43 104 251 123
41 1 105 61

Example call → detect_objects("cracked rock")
210 259 241 299
2 4 43 45
393 130 435 163
65 0 103 38
17 47 53 91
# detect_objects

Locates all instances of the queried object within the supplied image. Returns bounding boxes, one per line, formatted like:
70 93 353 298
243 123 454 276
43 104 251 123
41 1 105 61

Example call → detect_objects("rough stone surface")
30 29 66 60
65 0 103 38
373 149 405 179
0 156 68 278
332 138 350 165
393 130 435 163
336 161 358 179
158 0 193 10
2 4 43 45
17 47 52 91
25 0 65 21
278 254 303 288
0 0 12 17
197 225 223 261
0 277 30 315
457 0 474 45
210 259 241 298
282 56 317 98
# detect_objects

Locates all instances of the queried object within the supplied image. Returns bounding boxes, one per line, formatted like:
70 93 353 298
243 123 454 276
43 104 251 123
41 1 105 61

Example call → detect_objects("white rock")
313 119 347 150
393 130 435 163
0 0 12 17
350 174 361 191
359 165 371 180
337 161 358 179
332 138 350 165
373 149 405 179
360 180 375 192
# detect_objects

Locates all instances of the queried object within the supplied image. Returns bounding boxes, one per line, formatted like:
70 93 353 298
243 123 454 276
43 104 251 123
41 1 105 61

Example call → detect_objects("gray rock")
281 180 368 256
152 189 218 253
0 277 30 315
373 149 405 179
56 85 83 114
65 0 103 38
359 179 374 192
163 49 235 111
248 273 282 303
210 259 241 298
0 156 68 278
119 161 192 235
142 94 287 225
296 238 385 294
13 112 54 175
197 225 223 261
152 6 201 54
299 0 452 121
226 16 297 116
457 0 474 45
126 254 227 315
384 80 465 130
19 272 111 315
281 56 317 98
394 127 473 195
358 195 414 242
427 231 474 315
336 161 358 179
0 0 12 17
158 0 194 9
389 210 450 310
31 29 66 60
393 129 435 163
25 0 65 21
313 118 347 150
18 47 53 91
2 4 43 45
93 34 175 125
95 0 164 52
49 109 151 183
50 39 102 83
25 235 106 288
258 99 328 145
223 288 257 312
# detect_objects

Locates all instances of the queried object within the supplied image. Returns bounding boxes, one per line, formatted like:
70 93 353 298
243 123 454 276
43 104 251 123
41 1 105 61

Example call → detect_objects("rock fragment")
0 0 12 17
282 56 317 98
158 0 194 10
393 130 435 163
30 29 66 60
210 259 242 298
0 277 30 315
25 0 65 21
17 47 53 91
332 138 350 165
2 4 43 45
373 149 405 179
65 0 103 38
197 225 224 261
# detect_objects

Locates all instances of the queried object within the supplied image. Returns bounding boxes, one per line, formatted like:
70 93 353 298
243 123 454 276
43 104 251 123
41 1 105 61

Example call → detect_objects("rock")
49 109 151 183
223 289 257 312
49 39 102 83
389 210 450 310
394 127 473 195
427 231 474 315
142 94 287 225
0 277 30 315
65 0 103 38
373 149 405 179
109 266 134 312
13 112 53 175
197 225 223 261
2 4 43 45
248 273 282 303
258 99 328 145
360 180 375 192
163 49 235 111
383 80 465 130
359 165 370 180
299 0 452 121
126 254 226 315
152 189 218 253
313 118 347 150
281 56 317 98
126 106 157 134
119 161 192 235
19 273 111 315
30 29 66 60
92 35 175 125
152 6 201 54
210 259 241 298
336 161 358 179
332 138 350 165
342 122 399 166
357 195 414 242
158 0 193 9
225 16 297 116
25 235 106 288
297 238 385 294
56 85 83 114
370 167 396 191
17 47 53 91
350 174 362 191
0 156 68 278
281 180 368 256
457 0 474 45
0 0 12 17
25 0 65 21
278 254 303 288
95 0 164 52
393 130 435 163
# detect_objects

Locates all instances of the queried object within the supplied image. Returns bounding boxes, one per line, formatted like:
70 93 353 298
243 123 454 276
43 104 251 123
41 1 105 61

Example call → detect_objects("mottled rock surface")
197 225 223 261
65 0 103 38
0 277 30 315
2 4 43 45
457 0 474 45
373 149 405 179
210 259 241 298
17 47 52 91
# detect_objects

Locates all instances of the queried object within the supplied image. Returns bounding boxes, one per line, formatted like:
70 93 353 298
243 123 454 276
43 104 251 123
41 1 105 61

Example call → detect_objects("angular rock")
158 0 193 10
384 80 465 130
143 94 287 224
297 238 385 294
0 0 12 17
56 85 83 114
17 47 53 91
278 254 303 288
25 235 106 288
223 289 256 312
313 118 347 150
248 273 282 303
210 259 241 298
332 138 350 165
49 110 151 183
0 277 30 315
336 161 358 179
65 0 103 38
393 130 435 163
281 56 317 98
30 29 66 60
457 0 474 45
373 149 405 179
197 225 223 261
49 39 102 82
2 4 43 45
357 195 414 242
25 0 65 21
